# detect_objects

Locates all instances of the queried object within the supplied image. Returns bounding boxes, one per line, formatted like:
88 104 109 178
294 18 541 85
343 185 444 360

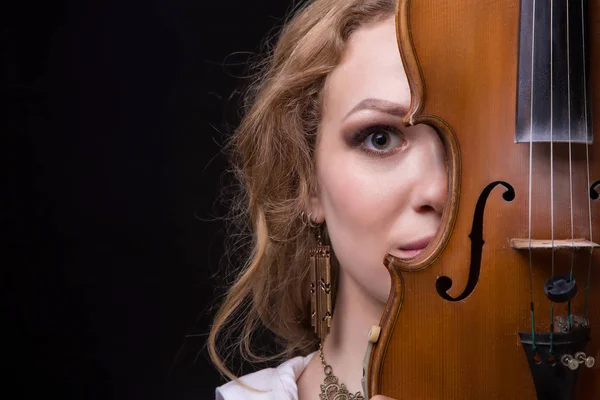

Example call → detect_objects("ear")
307 193 325 224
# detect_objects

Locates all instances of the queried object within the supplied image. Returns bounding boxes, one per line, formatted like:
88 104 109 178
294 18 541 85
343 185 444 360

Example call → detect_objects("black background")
4 1 294 399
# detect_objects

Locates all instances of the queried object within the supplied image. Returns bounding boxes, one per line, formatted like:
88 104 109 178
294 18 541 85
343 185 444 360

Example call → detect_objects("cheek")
318 158 404 232
317 159 400 301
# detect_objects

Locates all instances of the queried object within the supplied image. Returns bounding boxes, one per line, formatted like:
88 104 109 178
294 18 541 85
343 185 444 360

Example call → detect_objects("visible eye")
351 125 406 157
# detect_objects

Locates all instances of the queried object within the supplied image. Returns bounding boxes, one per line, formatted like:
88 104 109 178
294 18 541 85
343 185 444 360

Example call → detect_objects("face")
309 16 447 303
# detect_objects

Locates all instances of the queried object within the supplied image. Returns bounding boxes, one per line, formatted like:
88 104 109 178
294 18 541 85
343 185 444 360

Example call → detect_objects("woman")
209 0 447 398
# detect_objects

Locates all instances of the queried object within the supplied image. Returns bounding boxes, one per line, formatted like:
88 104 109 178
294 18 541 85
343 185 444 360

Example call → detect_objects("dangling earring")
310 223 332 341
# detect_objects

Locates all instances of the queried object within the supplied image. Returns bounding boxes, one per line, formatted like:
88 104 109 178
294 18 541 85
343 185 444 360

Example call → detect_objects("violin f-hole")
589 180 600 200
436 181 515 302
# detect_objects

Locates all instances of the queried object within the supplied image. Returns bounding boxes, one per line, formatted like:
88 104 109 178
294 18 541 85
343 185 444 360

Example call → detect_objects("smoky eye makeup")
346 124 407 157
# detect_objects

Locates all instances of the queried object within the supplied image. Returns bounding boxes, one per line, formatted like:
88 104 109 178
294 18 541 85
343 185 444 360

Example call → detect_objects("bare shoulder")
296 353 323 400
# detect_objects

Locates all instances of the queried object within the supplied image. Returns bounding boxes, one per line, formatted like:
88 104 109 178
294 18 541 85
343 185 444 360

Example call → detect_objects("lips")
397 235 434 257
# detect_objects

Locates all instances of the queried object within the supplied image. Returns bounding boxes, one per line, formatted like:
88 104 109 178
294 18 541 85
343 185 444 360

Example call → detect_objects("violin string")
582 0 592 319
549 0 555 352
585 249 592 320
566 0 574 329
528 0 537 349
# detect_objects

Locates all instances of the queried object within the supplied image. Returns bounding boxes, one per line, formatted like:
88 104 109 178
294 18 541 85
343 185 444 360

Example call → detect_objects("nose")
409 139 448 215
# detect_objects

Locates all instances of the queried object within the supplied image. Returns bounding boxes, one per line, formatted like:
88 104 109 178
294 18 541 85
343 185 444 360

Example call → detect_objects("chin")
368 274 392 305
374 286 392 305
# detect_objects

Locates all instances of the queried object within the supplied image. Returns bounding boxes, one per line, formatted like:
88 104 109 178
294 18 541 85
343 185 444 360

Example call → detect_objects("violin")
366 0 600 399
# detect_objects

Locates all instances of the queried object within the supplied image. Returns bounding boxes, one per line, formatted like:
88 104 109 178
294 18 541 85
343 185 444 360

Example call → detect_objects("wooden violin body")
368 0 600 399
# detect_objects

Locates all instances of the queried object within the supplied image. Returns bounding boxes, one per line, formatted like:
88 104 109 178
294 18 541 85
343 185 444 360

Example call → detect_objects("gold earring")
301 211 317 228
310 224 332 341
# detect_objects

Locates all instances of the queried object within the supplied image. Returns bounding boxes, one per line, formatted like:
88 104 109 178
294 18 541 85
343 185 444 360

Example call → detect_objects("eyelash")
350 124 406 157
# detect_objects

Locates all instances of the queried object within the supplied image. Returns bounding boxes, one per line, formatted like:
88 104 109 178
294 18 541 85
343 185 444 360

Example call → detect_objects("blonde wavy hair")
208 0 396 381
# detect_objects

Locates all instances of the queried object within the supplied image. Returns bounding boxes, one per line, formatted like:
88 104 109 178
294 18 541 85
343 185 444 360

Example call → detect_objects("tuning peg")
561 354 580 370
575 352 596 368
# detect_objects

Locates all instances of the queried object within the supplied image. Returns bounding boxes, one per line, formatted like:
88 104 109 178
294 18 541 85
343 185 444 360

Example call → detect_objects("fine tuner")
561 352 596 371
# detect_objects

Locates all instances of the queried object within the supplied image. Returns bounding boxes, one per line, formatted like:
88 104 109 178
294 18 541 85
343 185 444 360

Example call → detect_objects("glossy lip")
398 235 434 257
397 235 434 252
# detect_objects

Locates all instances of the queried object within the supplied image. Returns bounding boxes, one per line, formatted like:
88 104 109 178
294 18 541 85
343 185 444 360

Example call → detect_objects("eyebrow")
343 98 407 121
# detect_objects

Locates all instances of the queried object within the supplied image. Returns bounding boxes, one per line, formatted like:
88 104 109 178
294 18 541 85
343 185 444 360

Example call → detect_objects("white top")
215 352 317 400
